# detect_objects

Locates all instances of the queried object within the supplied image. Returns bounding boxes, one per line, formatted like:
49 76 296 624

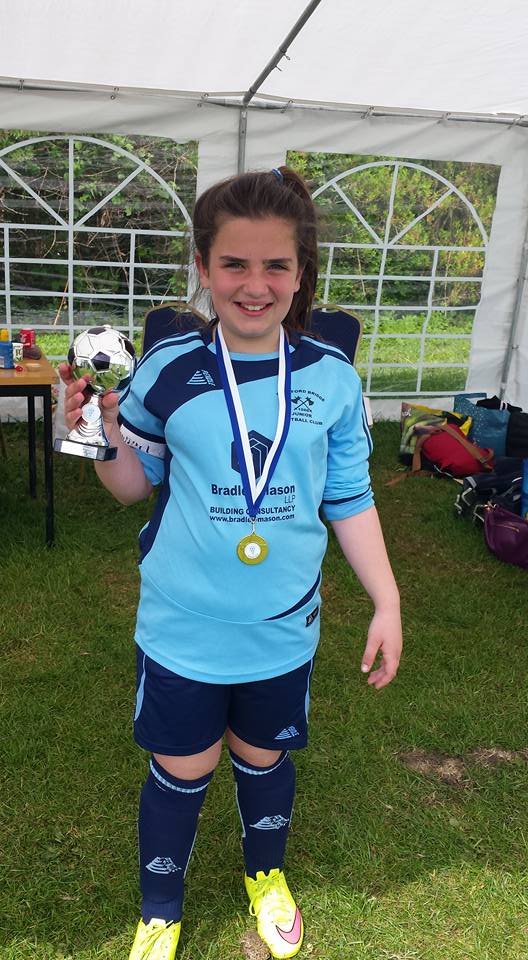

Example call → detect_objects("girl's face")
195 216 302 353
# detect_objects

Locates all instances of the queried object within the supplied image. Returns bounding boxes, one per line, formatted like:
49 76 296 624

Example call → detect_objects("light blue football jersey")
118 328 373 683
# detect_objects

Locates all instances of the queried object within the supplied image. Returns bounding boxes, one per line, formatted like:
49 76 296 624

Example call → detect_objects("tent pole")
1 79 528 129
237 107 248 174
499 213 528 399
241 0 323 108
237 0 323 173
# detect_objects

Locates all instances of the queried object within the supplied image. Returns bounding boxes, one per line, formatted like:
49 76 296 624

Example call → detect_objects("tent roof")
2 0 528 119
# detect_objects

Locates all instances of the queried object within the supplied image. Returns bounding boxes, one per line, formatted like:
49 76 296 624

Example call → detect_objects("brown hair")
192 166 318 332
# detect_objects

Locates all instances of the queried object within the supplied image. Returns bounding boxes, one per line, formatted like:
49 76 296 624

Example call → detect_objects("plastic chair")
142 302 201 355
310 303 363 366
141 301 363 367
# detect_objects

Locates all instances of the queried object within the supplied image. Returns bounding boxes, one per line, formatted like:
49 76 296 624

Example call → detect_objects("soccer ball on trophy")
68 325 136 392
55 324 136 461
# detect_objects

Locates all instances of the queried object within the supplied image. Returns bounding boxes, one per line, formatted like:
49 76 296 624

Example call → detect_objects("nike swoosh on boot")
276 908 302 944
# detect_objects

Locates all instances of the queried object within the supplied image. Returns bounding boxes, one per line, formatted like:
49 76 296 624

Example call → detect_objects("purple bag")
484 505 528 570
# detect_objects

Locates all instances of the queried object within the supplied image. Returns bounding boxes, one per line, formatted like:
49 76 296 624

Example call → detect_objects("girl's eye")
224 261 244 270
268 262 287 271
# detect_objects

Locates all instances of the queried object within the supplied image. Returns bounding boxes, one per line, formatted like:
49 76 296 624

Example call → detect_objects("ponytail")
276 166 318 332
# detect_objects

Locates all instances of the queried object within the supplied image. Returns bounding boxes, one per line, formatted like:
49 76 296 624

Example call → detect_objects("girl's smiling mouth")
235 302 273 315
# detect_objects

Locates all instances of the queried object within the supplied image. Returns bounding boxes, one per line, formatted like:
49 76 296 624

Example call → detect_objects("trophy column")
54 393 118 461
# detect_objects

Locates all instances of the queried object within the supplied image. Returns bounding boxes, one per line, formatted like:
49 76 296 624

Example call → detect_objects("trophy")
54 325 136 461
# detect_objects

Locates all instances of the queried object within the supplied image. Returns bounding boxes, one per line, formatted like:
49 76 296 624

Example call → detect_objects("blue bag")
454 395 510 457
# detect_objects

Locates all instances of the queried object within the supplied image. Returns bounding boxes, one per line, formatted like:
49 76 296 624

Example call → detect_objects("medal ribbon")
215 323 291 517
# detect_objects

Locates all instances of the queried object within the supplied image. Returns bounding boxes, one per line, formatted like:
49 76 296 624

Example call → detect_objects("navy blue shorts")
133 645 315 756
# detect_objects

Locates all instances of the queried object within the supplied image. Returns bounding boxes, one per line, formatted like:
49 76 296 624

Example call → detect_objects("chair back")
310 305 362 366
142 302 362 367
142 303 201 354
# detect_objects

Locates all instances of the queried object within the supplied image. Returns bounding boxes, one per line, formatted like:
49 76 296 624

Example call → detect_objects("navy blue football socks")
230 749 295 879
138 756 213 923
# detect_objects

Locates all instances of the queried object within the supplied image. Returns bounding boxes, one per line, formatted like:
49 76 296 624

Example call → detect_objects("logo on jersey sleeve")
305 605 319 627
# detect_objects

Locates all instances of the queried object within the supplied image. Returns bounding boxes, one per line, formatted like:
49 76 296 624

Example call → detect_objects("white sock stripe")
184 827 199 876
150 759 211 793
235 781 247 839
230 751 289 777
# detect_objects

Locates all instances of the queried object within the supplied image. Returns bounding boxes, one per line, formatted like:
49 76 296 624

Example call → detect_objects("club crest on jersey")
231 430 273 481
291 389 323 425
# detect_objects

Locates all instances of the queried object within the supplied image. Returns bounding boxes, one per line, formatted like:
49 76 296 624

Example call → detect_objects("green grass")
1 422 527 959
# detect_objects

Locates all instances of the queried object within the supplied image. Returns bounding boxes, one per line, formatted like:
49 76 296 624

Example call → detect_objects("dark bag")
413 423 494 478
454 461 523 519
472 480 522 525
506 411 528 458
477 395 521 413
484 505 528 569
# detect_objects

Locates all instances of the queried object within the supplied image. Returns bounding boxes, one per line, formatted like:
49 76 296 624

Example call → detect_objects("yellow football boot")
128 917 181 959
245 868 304 959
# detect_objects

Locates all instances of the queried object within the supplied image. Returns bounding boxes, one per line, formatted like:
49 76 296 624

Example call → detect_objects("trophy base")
54 438 118 461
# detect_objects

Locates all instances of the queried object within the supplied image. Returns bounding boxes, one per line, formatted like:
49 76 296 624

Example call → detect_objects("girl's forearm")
94 421 153 505
330 507 400 611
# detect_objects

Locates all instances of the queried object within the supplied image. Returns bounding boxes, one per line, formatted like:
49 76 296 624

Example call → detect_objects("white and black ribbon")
215 324 291 517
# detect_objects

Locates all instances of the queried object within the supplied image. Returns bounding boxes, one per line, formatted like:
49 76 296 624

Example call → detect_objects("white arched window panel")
311 159 492 398
0 134 195 354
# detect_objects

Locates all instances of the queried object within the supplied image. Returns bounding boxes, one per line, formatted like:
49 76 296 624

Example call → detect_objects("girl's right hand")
58 363 119 434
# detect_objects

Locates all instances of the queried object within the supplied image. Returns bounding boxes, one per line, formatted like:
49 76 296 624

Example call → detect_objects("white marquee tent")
1 0 528 414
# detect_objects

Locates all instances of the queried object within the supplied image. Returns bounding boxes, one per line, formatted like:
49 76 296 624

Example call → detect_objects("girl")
60 167 402 960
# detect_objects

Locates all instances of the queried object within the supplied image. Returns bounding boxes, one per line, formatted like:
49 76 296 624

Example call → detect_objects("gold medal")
237 533 269 565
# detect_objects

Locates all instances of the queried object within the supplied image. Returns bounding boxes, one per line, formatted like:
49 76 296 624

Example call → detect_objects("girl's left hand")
360 607 402 689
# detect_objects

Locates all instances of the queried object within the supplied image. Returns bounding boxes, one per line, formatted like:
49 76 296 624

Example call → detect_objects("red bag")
413 423 494 478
